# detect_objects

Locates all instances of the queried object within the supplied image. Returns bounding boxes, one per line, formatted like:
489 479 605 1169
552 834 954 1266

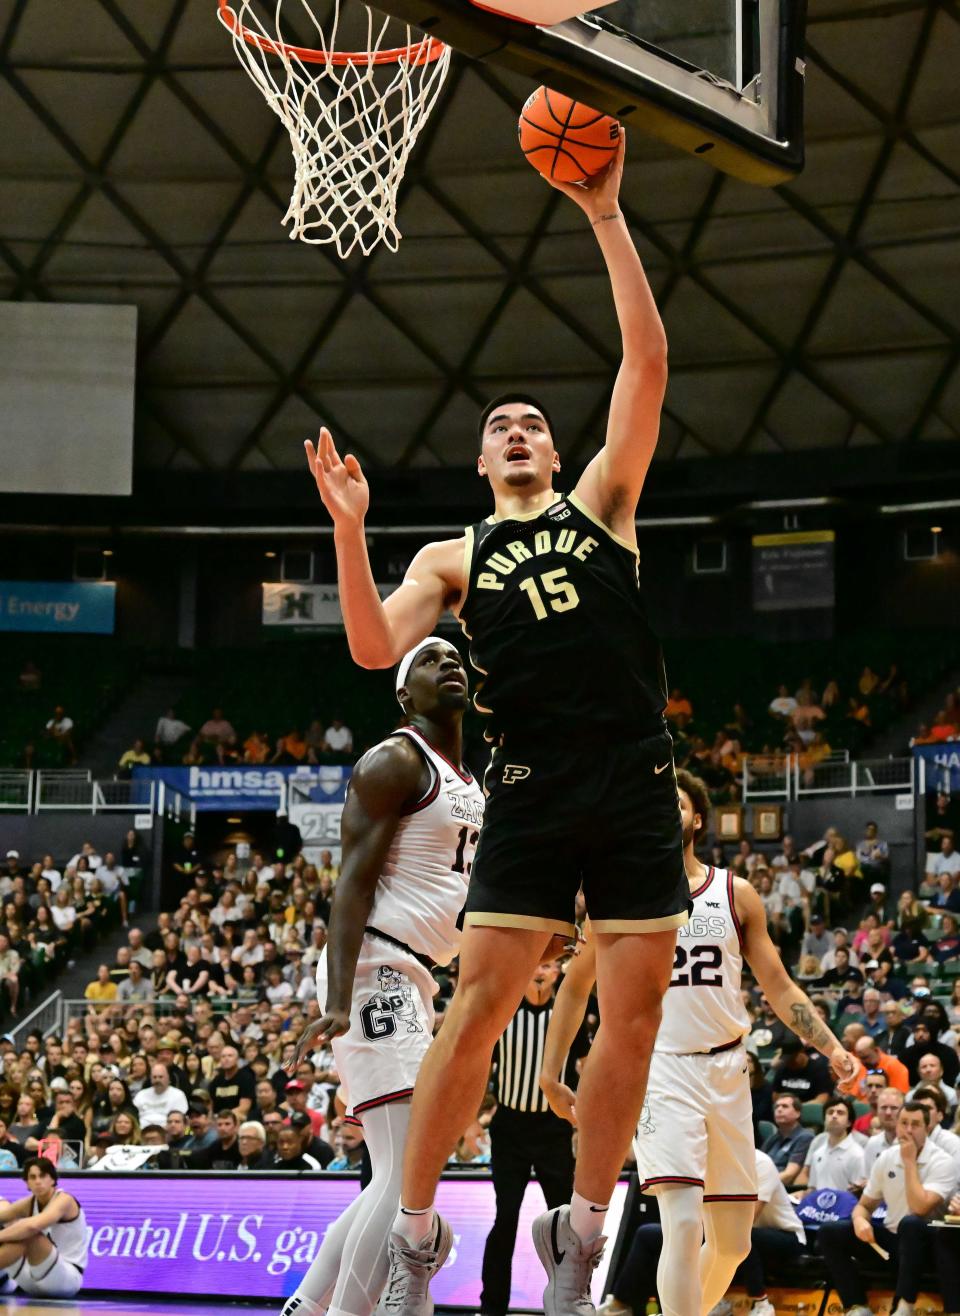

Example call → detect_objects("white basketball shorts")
10 1249 84 1298
633 1046 758 1202
315 933 437 1120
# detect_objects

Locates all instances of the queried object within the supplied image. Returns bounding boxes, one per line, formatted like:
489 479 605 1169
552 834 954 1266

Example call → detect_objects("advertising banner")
752 531 835 612
133 765 351 813
289 801 344 863
44 1172 626 1306
0 580 116 633
263 583 397 629
914 743 960 793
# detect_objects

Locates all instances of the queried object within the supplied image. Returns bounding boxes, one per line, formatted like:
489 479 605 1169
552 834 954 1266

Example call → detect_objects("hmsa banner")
262 583 397 628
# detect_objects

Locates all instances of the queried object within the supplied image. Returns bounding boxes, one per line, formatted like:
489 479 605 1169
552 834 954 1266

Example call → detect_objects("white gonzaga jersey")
32 1192 89 1269
655 867 751 1055
366 725 485 966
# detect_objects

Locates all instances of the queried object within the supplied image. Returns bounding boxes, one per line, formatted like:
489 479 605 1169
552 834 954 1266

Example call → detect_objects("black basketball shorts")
462 728 690 936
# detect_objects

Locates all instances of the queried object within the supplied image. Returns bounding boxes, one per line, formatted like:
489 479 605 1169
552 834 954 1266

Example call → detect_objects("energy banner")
0 580 116 633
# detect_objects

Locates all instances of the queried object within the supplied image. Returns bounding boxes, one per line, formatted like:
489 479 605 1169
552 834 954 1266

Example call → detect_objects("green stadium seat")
758 1120 775 1145
802 1101 825 1130
904 960 939 978
853 1101 870 1118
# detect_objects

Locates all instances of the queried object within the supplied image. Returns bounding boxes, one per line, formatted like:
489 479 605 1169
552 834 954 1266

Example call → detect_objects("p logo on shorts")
502 764 531 785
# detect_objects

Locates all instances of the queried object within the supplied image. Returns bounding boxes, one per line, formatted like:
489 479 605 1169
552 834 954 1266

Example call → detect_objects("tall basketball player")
279 638 483 1316
539 771 857 1316
306 130 689 1316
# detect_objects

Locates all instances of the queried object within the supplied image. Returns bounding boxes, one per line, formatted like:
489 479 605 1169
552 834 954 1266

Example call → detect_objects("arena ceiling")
1 0 958 481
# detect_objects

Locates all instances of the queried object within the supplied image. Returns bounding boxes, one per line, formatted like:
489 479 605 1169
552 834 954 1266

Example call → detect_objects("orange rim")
217 0 447 66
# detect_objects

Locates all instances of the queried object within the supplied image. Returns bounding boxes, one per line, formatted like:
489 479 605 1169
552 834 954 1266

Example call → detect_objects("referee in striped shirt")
480 958 582 1316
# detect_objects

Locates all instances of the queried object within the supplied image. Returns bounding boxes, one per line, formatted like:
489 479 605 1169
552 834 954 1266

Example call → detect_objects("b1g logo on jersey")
502 764 531 785
546 502 571 521
359 966 424 1041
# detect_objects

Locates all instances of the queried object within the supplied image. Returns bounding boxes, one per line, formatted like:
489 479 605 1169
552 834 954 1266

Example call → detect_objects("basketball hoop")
218 0 451 257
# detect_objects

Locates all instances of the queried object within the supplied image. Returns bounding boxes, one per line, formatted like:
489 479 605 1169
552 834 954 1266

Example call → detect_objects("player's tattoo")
789 1000 833 1052
592 211 621 225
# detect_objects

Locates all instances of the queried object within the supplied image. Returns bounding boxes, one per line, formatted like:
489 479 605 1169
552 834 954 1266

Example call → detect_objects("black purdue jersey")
458 491 668 743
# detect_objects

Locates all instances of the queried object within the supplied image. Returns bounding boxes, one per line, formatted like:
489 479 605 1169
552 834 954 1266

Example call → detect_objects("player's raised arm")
305 430 463 668
735 877 857 1087
539 927 597 1125
288 740 425 1070
547 132 668 541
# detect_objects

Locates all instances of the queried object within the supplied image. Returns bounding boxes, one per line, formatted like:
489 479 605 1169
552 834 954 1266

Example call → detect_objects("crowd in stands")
0 835 138 1026
7 635 937 780
115 706 356 776
911 686 960 748
665 665 914 804
0 801 956 1176
0 783 957 1306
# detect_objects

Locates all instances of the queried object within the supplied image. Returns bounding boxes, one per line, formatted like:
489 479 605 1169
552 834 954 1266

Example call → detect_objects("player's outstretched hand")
285 1012 351 1073
828 1044 859 1089
540 1075 578 1126
544 128 625 222
305 428 369 527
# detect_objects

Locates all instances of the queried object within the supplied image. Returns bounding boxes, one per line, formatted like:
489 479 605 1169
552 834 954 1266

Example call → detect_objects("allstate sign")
133 765 351 812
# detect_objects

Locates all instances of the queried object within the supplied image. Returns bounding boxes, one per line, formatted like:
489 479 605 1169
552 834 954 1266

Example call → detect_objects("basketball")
518 86 620 183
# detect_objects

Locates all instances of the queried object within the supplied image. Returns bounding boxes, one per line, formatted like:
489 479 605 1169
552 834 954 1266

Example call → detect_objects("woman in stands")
30 905 65 967
103 1110 140 1148
0 1086 18 1129
9 1094 42 1149
126 1053 149 1095
66 1077 93 1133
90 1076 133 1143
25 1077 51 1127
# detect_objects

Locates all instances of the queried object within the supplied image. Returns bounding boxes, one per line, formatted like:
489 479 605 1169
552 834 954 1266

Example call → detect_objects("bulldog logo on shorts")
637 1098 656 1136
358 966 424 1041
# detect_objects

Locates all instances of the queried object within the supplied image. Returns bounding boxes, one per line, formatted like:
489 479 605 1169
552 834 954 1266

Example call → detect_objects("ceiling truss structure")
0 0 958 477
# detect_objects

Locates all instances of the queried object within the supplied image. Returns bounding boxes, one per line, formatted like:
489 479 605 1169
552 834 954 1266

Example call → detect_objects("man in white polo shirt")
133 1062 188 1129
911 1085 960 1178
818 1101 957 1316
796 1097 866 1193
862 1087 905 1176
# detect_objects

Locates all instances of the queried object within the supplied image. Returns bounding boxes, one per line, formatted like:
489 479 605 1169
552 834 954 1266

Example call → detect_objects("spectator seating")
1 636 133 769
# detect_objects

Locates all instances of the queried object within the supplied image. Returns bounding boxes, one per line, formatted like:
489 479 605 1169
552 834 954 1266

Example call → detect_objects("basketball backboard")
367 0 807 184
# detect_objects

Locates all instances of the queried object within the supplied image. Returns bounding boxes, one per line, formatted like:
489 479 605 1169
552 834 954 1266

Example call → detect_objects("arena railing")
795 754 915 798
35 771 158 813
7 988 64 1046
741 753 793 802
0 770 33 812
0 770 163 815
742 753 915 801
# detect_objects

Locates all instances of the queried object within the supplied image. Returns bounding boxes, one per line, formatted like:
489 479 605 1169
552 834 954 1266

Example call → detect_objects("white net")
219 0 452 258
